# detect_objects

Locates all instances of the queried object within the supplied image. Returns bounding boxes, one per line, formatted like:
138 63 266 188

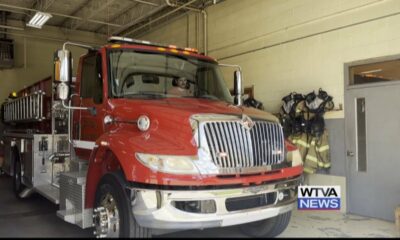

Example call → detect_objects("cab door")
73 52 106 160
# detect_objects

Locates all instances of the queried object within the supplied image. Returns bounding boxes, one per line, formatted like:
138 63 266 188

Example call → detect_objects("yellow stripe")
304 167 316 174
316 145 329 152
296 140 310 148
306 155 318 163
318 162 331 168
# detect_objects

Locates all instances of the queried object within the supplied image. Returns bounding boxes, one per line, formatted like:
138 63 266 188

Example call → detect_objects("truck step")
35 184 60 204
19 188 35 199
70 158 88 172
58 170 93 229
56 208 93 229
60 171 87 185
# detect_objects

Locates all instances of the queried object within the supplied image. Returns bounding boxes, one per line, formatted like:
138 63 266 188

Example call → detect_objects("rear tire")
239 211 292 237
13 153 25 198
93 172 152 238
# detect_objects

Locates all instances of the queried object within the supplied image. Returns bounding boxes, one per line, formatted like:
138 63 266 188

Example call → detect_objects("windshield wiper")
183 95 219 100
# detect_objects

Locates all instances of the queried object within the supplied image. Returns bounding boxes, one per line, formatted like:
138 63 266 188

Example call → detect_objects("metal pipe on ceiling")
165 0 202 13
202 10 207 55
0 3 122 27
164 0 207 54
112 4 167 35
122 0 197 37
0 30 104 47
0 24 24 31
0 8 29 16
131 0 160 7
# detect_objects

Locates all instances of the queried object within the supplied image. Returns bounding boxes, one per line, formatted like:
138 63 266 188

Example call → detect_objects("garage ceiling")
0 0 218 38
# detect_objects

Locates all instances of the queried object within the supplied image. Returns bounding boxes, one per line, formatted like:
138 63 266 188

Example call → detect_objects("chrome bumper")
128 177 300 230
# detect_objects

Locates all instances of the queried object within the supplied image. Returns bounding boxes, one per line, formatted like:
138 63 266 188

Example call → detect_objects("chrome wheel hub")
93 193 120 238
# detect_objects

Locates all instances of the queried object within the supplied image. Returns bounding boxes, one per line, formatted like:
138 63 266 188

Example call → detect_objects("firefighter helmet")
9 91 17 99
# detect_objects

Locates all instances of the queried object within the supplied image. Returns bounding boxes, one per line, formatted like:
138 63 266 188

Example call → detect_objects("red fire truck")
1 36 303 238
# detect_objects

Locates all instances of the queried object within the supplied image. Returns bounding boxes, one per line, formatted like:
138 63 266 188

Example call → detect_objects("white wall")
0 21 107 103
141 0 400 113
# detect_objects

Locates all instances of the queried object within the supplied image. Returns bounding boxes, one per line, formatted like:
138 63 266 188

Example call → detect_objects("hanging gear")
309 115 325 138
281 92 304 117
280 88 334 174
303 129 331 173
289 132 309 161
279 92 305 137
280 114 293 137
243 97 264 110
305 88 334 114
292 115 307 135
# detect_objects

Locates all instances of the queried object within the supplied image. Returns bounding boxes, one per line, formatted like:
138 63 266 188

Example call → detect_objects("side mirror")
54 49 72 100
234 70 243 106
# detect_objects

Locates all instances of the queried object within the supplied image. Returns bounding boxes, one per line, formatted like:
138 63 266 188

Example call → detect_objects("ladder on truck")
2 91 46 123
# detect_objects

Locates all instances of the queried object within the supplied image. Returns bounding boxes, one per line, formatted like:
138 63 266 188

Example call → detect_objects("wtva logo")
298 186 341 210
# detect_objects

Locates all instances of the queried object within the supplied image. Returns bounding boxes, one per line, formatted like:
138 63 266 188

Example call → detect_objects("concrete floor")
0 174 398 238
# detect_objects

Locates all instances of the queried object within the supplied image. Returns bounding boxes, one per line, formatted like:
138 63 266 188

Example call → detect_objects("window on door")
81 54 103 103
349 59 400 85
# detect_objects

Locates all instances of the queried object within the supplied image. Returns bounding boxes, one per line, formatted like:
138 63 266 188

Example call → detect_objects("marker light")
137 115 151 131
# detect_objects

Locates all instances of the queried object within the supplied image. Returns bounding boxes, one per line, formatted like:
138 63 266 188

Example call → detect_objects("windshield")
109 50 233 102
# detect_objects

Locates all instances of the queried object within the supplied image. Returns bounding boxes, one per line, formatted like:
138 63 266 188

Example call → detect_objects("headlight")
136 153 199 175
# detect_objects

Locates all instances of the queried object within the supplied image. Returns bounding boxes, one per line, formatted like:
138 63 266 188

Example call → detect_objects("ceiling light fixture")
26 12 52 29
360 69 383 75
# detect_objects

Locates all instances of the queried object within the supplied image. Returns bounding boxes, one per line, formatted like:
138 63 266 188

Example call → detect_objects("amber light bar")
108 36 199 54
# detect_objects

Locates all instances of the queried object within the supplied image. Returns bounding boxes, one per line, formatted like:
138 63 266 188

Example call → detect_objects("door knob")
347 151 354 157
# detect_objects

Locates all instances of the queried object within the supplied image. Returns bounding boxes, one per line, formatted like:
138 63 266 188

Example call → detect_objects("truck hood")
108 98 279 155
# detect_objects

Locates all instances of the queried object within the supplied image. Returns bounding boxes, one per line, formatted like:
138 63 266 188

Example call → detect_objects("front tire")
93 172 151 238
239 211 292 237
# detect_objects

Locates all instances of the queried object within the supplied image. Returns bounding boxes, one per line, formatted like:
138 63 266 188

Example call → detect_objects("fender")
83 126 201 208
84 130 151 208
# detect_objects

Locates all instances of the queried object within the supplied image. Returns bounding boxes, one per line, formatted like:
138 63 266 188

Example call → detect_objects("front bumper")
128 176 300 230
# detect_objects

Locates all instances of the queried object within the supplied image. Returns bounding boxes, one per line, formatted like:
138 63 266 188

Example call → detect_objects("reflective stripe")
318 162 331 168
316 145 329 152
294 140 309 148
73 140 96 150
304 167 316 174
305 155 318 163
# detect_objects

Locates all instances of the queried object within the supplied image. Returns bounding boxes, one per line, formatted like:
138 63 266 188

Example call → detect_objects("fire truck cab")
1 36 303 238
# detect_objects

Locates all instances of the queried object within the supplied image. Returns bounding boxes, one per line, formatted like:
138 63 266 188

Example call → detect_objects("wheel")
93 172 152 238
13 152 25 198
239 211 292 237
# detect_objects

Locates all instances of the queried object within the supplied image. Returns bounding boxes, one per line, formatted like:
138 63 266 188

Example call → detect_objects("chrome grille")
203 121 284 169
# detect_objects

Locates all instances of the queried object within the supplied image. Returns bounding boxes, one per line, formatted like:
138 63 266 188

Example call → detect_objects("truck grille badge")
241 114 255 130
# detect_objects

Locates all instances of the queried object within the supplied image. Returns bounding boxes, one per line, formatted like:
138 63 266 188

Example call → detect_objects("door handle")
347 150 354 157
88 107 97 116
